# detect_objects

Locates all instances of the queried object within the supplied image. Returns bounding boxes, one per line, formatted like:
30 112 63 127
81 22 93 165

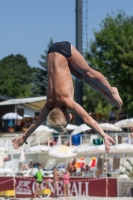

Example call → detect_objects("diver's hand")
12 134 27 150
103 134 115 154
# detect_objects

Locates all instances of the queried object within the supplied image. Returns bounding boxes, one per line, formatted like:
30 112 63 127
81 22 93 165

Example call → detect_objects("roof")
0 96 47 111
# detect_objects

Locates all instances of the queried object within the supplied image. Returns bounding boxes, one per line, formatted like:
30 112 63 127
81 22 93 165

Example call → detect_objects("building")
0 96 47 129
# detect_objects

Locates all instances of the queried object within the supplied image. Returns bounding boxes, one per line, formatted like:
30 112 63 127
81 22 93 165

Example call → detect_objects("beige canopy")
0 96 47 111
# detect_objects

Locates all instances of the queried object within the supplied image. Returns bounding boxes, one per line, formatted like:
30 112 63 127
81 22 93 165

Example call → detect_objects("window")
17 108 24 117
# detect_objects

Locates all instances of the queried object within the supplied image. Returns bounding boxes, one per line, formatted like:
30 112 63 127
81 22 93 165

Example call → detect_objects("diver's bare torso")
47 52 74 109
12 42 117 154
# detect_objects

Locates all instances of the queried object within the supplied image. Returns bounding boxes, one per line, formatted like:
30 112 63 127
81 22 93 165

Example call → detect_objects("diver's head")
46 107 72 133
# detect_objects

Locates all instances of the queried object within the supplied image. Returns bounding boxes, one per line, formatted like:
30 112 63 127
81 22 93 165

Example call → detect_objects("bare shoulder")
64 98 90 122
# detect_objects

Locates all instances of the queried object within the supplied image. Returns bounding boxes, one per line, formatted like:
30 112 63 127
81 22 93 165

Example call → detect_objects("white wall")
15 104 39 117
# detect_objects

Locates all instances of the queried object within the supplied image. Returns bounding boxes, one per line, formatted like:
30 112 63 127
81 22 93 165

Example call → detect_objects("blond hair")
46 107 67 133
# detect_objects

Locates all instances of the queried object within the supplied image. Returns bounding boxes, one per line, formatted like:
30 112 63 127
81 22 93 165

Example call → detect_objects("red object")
89 157 97 168
3 157 11 162
0 176 117 198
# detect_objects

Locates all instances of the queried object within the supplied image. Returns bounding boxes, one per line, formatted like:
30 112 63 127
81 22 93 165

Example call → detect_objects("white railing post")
128 133 131 144
115 133 118 145
80 135 82 145
58 135 61 145
69 135 72 146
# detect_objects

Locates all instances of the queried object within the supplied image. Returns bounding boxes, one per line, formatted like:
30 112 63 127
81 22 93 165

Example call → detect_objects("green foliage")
83 82 112 118
85 11 133 115
94 101 112 118
121 159 133 178
0 54 34 97
31 38 54 96
39 38 54 69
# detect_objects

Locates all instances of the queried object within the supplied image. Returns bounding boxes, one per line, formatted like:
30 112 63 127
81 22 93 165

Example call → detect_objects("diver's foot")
111 87 123 109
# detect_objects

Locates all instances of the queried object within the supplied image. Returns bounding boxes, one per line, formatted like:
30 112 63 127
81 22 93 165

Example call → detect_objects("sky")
0 0 133 68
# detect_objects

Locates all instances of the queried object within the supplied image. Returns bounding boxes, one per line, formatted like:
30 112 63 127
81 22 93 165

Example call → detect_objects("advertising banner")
0 177 117 198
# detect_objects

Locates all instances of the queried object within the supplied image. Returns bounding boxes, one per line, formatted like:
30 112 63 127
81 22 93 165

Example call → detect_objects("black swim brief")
48 41 72 60
36 181 42 184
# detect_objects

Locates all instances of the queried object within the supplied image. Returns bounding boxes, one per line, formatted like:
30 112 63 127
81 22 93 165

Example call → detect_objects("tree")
83 83 112 120
85 11 133 115
31 38 54 96
0 54 34 98
121 159 133 178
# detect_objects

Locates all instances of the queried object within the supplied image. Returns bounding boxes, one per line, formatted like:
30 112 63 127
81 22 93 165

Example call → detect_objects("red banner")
0 177 117 198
